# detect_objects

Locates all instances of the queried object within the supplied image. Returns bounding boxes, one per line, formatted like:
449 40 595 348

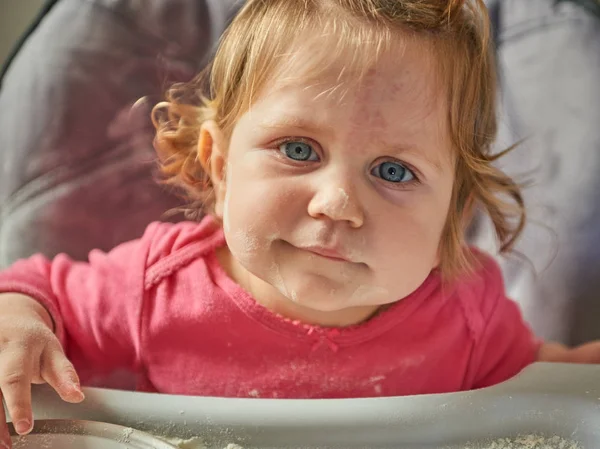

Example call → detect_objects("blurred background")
0 0 45 64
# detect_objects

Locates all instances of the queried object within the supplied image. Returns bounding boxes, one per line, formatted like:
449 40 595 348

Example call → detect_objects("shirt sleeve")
0 222 161 384
465 257 542 390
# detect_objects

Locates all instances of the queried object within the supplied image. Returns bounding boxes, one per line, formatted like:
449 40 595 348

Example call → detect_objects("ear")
197 120 228 218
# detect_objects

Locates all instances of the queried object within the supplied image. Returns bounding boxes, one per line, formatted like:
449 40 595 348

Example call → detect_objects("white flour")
118 427 134 443
161 435 244 449
462 434 582 449
161 436 207 448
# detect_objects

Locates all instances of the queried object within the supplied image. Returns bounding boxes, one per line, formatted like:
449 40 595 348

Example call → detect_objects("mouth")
300 245 351 262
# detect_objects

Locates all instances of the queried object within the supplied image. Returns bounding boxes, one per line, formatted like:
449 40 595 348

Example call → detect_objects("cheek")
223 162 310 269
221 158 276 267
226 158 306 234
373 213 441 267
375 190 449 249
225 226 262 266
366 194 451 291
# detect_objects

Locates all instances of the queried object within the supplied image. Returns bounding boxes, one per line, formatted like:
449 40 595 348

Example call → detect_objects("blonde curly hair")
152 0 525 278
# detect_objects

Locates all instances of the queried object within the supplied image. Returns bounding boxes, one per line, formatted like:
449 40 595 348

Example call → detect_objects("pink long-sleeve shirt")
0 217 538 398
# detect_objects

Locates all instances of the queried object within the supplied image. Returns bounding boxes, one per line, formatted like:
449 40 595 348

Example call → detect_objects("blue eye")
279 141 319 162
372 161 415 183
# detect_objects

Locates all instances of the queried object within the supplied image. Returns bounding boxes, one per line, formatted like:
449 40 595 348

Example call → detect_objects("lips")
300 245 350 262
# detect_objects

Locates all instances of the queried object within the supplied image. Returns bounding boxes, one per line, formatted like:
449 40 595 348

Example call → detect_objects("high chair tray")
8 419 178 449
22 362 600 448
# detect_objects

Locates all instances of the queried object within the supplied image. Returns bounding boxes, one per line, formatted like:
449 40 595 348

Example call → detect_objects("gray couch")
0 0 598 345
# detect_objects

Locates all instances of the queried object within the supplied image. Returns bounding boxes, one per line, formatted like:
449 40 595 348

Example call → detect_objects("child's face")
212 37 455 325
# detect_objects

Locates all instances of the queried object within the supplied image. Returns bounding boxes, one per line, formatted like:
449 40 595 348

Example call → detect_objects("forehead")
257 61 442 132
270 25 438 91
255 28 446 121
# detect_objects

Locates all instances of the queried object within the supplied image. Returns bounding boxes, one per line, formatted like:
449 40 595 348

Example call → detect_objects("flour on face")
350 284 389 303
223 187 232 232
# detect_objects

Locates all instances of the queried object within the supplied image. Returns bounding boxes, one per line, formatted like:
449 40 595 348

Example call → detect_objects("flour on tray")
162 436 206 449
160 435 244 449
463 434 582 449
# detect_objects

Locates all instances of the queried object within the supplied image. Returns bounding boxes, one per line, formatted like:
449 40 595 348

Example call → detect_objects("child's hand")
0 293 84 448
538 341 600 363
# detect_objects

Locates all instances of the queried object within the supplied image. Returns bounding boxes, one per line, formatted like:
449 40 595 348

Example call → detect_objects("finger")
40 342 84 403
0 351 34 436
0 392 13 449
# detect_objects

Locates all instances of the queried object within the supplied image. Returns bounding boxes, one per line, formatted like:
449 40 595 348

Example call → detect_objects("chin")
283 287 354 311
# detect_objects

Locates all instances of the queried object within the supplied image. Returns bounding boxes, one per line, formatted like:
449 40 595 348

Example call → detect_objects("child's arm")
537 341 600 363
468 289 600 389
0 236 150 367
466 292 540 390
0 222 163 444
463 254 541 390
466 254 600 389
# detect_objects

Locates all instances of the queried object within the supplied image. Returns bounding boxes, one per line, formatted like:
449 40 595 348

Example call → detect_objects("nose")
307 177 364 228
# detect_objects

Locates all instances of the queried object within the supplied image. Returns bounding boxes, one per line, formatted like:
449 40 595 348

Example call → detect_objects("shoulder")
140 216 225 288
452 248 507 341
144 216 223 262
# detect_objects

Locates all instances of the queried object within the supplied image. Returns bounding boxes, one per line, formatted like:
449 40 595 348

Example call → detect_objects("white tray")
9 420 177 449
16 363 600 448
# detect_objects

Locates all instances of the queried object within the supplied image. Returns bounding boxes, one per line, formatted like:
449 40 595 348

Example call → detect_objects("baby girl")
1 0 599 447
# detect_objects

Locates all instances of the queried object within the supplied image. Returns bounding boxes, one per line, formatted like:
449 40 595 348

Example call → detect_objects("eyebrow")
258 116 336 138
